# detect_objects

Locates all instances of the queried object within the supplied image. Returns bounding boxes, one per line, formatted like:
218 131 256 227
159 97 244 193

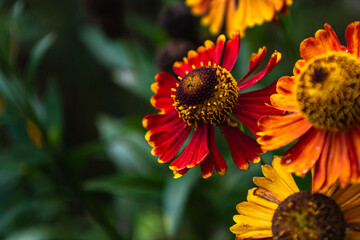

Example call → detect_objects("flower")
230 156 360 240
143 31 282 178
257 22 360 192
185 0 293 36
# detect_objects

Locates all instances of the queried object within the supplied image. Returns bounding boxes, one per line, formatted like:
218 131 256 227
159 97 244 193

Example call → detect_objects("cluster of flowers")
143 1 360 239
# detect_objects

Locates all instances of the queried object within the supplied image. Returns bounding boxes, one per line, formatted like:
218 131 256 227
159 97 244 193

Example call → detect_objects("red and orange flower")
143 31 282 178
257 22 360 191
185 0 293 36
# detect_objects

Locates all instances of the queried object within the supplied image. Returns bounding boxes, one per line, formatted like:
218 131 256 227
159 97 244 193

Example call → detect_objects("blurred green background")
0 0 358 239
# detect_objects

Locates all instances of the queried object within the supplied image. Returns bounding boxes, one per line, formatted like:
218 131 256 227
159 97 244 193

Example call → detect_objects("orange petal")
282 128 327 176
300 23 343 62
346 21 360 57
257 113 312 151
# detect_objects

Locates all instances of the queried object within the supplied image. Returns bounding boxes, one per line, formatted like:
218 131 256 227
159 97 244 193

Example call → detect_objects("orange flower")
143 31 282 178
257 22 360 191
185 0 293 36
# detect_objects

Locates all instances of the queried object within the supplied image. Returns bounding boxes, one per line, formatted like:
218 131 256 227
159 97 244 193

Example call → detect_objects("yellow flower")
230 156 360 240
185 0 293 36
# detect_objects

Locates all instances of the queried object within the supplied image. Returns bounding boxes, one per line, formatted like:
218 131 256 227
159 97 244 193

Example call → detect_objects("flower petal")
257 113 312 151
238 47 267 83
200 126 227 178
346 21 360 58
169 124 209 170
300 23 344 62
238 51 281 90
281 128 327 177
234 80 282 135
221 125 262 170
220 30 240 71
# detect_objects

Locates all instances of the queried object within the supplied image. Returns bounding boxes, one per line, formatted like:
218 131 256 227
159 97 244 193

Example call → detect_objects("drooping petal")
348 126 360 183
221 125 262 170
312 133 332 192
200 125 227 178
346 21 360 58
169 124 209 171
158 126 192 163
281 128 327 177
320 133 347 192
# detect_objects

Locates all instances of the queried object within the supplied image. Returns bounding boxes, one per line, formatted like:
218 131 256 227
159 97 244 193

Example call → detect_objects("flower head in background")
230 156 360 240
257 22 360 192
185 0 293 36
143 31 282 178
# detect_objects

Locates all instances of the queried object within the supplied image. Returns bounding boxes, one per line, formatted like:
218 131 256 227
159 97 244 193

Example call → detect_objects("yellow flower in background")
185 0 293 36
230 156 360 240
257 22 360 192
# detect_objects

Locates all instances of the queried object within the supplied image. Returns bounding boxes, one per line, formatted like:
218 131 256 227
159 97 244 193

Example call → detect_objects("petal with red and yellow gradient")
346 21 360 58
221 125 262 170
172 32 236 77
257 113 312 151
169 124 209 173
200 125 227 178
150 72 178 111
234 80 283 136
281 128 327 176
299 23 345 62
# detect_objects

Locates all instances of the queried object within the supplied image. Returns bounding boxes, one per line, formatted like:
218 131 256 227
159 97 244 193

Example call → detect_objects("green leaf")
96 115 156 173
163 170 199 238
82 27 156 100
43 81 62 148
26 33 56 88
85 175 164 201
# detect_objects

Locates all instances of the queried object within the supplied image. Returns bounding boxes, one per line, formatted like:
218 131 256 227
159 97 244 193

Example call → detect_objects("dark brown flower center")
173 65 238 126
272 191 346 240
296 51 360 132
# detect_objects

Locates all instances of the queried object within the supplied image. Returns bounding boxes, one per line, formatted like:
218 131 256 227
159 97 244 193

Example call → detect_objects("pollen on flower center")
272 191 346 240
296 51 360 132
173 64 238 126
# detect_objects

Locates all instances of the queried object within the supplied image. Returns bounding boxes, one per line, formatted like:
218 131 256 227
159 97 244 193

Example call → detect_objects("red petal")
346 21 360 58
200 126 227 178
238 51 281 90
169 124 209 170
215 34 226 65
158 126 192 163
238 47 267 83
220 31 240 71
221 125 262 170
143 110 179 130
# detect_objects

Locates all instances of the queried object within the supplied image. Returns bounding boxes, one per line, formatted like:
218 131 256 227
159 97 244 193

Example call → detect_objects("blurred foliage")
0 0 357 239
